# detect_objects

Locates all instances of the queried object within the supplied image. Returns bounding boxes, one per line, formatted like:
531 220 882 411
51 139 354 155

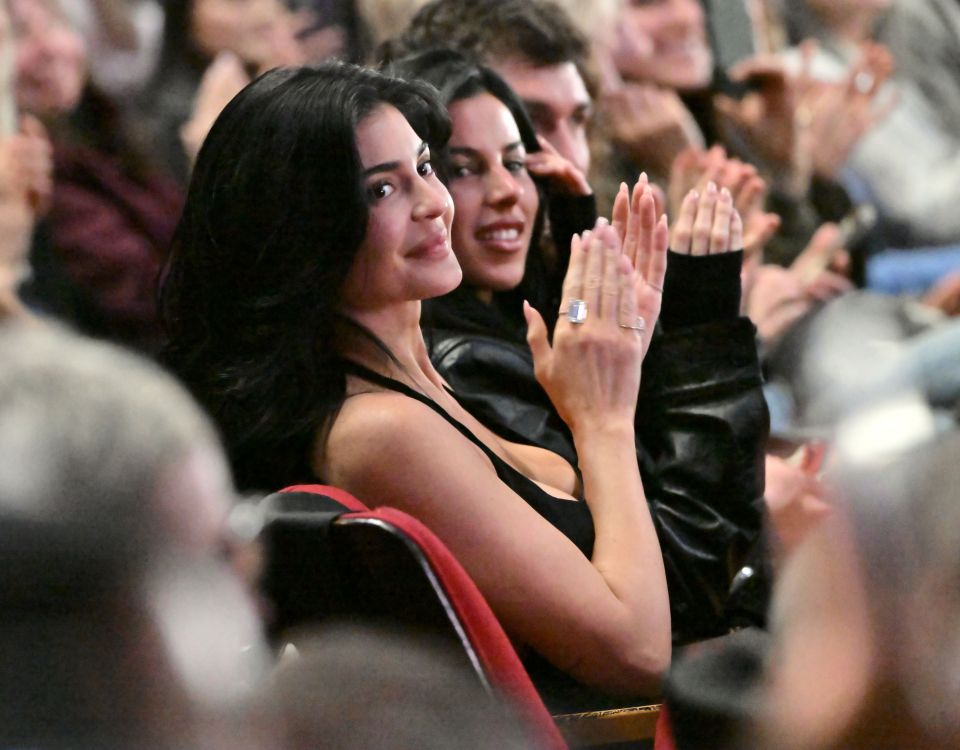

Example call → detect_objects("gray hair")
0 322 225 549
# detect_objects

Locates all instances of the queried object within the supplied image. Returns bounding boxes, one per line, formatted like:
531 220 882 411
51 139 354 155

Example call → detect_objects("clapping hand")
610 175 669 358
525 220 649 432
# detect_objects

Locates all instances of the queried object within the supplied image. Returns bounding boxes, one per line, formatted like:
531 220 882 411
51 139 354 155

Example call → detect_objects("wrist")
570 418 636 445
661 250 743 330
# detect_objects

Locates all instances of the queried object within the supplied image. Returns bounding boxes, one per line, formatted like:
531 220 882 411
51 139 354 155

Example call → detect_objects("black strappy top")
342 360 595 558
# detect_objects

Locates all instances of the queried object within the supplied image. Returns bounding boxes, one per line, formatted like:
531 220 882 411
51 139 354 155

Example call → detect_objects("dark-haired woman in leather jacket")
396 52 770 650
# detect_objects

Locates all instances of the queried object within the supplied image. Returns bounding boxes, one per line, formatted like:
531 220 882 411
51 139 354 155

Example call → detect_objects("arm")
0 117 52 322
330 224 670 697
327 393 666 696
438 186 771 642
638 184 771 640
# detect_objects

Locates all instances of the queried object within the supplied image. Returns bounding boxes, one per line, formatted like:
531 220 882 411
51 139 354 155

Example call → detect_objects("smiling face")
339 104 459 313
612 0 713 91
446 92 539 297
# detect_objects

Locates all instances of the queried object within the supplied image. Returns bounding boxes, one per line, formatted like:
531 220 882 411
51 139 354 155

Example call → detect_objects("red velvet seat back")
337 507 567 750
260 484 566 749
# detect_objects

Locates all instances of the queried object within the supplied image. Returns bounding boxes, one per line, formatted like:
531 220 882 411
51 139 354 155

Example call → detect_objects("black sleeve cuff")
547 191 597 270
660 249 743 331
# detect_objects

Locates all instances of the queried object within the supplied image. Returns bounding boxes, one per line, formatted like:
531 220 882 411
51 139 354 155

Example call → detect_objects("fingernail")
640 171 648 182
620 181 628 193
597 217 609 226
721 186 732 199
707 181 718 194
691 189 700 200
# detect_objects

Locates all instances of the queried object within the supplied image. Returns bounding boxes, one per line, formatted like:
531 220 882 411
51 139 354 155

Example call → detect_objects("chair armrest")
553 703 662 747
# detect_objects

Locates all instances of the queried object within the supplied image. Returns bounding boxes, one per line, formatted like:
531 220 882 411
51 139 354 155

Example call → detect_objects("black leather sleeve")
639 317 769 642
431 219 770 644
432 316 769 643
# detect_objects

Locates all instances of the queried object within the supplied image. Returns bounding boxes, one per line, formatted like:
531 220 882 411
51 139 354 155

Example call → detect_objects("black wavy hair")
386 48 548 335
158 62 451 491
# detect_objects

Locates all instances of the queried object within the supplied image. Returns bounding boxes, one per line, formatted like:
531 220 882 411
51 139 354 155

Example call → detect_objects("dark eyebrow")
523 99 593 119
449 141 525 157
522 101 553 119
362 141 428 177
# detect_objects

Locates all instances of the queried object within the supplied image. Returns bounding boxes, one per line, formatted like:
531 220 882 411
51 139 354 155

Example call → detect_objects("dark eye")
418 159 434 177
366 181 394 201
450 162 473 178
530 112 554 133
570 109 591 127
505 159 527 173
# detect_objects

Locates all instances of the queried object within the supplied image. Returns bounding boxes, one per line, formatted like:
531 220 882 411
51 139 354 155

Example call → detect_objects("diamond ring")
560 299 588 324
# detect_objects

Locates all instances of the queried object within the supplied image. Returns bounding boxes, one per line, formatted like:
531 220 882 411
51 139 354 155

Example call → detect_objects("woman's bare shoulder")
320 390 489 494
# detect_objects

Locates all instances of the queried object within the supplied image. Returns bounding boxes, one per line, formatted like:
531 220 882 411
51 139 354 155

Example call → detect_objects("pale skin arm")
327 221 671 697
0 115 51 323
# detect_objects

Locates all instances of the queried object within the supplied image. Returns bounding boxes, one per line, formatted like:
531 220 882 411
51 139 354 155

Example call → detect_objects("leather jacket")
425 249 770 644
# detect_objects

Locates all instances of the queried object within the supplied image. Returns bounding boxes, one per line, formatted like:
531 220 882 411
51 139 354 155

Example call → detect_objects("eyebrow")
362 141 429 177
523 100 593 118
448 140 525 157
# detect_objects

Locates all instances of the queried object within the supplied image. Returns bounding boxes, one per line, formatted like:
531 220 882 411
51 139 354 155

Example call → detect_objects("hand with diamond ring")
524 219 645 435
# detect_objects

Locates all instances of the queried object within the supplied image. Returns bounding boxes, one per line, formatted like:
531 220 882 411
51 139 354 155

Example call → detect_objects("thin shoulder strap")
340 359 505 465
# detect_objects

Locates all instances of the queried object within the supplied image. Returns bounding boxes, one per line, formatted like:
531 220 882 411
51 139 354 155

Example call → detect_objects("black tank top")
341 360 595 558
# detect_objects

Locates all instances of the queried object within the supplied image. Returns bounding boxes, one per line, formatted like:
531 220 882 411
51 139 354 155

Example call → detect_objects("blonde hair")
356 0 433 51
549 0 621 45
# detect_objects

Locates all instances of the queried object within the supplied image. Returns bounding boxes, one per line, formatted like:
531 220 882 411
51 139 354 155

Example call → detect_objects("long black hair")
385 48 548 337
158 62 451 491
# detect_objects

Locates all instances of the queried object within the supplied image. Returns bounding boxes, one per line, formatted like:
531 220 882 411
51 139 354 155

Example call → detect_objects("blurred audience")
272 626 540 750
142 0 303 183
10 0 183 352
0 322 273 749
60 0 164 100
0 113 51 322
876 0 960 135
752 416 960 750
0 322 238 560
4 0 960 742
0 520 273 750
780 0 960 252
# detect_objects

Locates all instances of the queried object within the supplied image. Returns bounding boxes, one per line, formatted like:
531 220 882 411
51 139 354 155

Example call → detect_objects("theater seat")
260 484 664 749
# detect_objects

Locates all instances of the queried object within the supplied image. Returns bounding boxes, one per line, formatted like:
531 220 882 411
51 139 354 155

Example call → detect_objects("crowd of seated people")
2 0 960 747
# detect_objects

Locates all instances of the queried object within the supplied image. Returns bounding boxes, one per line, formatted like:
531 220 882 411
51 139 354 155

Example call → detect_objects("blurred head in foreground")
272 625 540 750
753 410 960 750
0 322 235 558
0 524 272 749
0 322 272 749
